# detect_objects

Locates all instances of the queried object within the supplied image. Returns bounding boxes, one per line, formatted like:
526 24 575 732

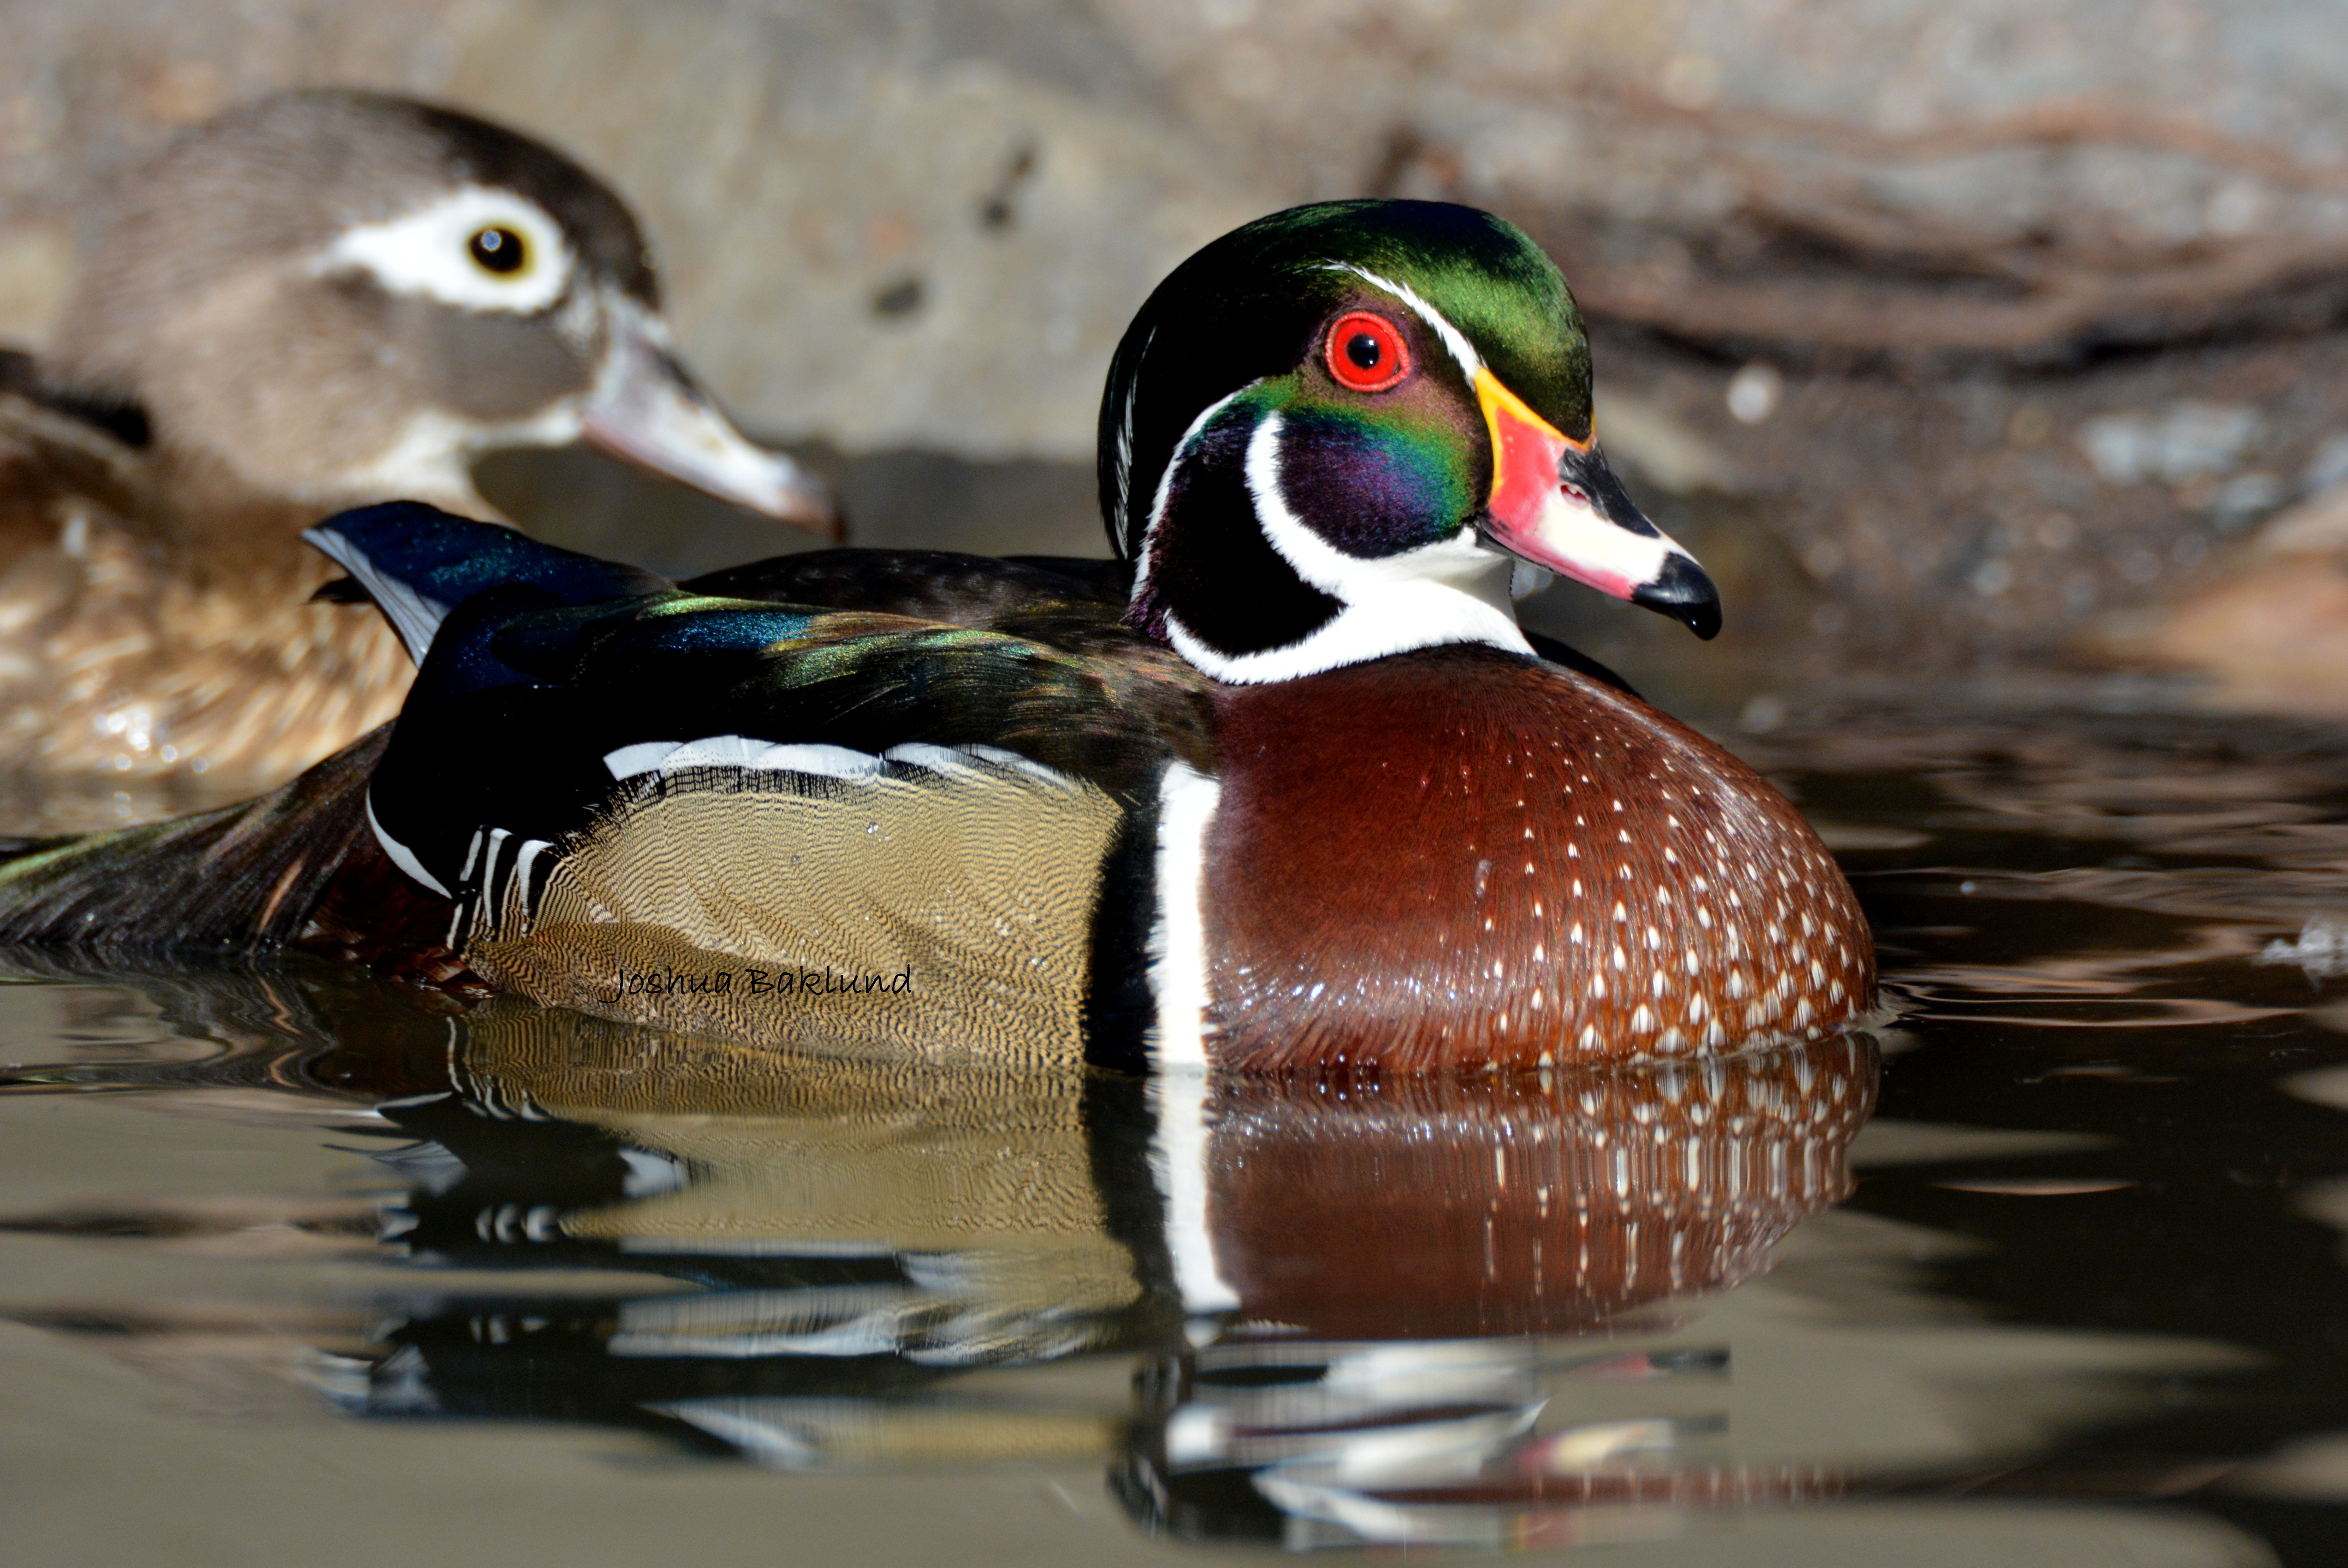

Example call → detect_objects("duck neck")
1125 396 1531 685
150 440 498 584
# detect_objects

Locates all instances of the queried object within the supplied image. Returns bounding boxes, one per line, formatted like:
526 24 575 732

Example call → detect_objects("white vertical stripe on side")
1149 760 1220 1069
1145 758 1238 1313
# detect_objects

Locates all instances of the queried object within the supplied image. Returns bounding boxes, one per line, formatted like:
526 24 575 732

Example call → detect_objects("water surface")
6 709 2348 1567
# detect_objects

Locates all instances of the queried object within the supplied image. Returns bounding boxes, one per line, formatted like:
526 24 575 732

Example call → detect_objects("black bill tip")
1632 553 1722 640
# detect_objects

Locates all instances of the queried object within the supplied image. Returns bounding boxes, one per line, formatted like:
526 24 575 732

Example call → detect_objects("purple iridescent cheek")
1276 410 1468 558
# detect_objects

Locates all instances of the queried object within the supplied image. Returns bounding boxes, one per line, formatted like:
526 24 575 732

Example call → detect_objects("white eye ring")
311 185 574 314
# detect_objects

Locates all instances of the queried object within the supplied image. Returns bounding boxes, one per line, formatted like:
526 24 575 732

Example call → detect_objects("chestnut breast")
1202 645 1874 1072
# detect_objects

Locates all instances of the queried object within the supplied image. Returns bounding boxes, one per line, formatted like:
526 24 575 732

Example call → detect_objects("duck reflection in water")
189 986 1868 1548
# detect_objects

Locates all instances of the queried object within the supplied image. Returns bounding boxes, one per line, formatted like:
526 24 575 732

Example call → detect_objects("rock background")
11 0 2348 715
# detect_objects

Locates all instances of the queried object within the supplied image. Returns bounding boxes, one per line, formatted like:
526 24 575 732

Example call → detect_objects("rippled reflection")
1122 1047 1872 1546
0 960 1876 1543
17 713 2348 1559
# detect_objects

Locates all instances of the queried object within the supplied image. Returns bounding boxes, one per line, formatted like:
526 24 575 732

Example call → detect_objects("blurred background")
10 0 2348 720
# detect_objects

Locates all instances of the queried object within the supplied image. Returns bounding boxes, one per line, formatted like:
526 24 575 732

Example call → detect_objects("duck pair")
0 189 1876 1072
0 90 833 799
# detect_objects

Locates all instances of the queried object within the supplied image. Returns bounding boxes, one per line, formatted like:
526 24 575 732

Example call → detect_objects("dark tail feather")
0 727 388 953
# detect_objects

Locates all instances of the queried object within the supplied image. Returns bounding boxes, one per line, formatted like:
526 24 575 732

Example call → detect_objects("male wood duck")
0 89 832 803
0 200 1876 1073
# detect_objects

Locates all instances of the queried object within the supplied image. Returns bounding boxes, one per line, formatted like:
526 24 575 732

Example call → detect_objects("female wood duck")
0 89 833 805
0 200 1875 1073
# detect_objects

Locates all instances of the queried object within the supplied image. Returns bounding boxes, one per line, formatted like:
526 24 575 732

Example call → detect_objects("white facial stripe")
1132 383 1257 602
1323 262 1483 381
312 185 575 315
1110 326 1155 548
1167 411 1531 683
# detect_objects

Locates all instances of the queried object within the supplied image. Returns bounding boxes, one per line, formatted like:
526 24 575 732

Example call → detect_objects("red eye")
1324 311 1411 393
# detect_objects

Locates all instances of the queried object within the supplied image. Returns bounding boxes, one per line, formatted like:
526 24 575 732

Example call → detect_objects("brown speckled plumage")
0 402 409 809
1203 646 1874 1072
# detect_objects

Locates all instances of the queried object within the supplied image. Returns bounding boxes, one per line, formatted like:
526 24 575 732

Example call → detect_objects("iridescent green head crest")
1096 200 1593 559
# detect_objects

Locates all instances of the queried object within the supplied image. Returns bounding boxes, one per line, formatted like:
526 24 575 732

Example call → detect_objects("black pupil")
1345 332 1384 370
470 227 525 274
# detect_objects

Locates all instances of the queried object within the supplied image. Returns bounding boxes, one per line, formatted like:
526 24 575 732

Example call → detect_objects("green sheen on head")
1098 200 1593 560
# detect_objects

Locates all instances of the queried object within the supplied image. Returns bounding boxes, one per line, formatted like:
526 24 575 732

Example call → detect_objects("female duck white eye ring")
310 185 574 315
1325 310 1411 393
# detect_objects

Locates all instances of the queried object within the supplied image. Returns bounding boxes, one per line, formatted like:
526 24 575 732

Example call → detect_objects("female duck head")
1100 200 1718 683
